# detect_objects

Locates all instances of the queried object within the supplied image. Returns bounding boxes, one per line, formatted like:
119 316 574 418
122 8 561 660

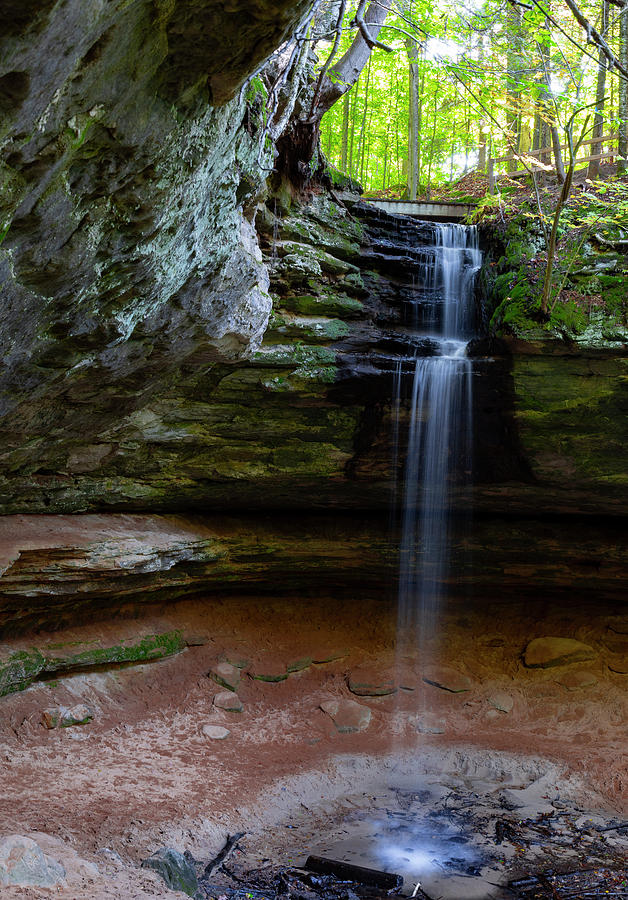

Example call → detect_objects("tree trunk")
506 2 524 170
359 55 372 183
538 21 565 181
619 0 628 173
340 92 350 172
588 0 609 179
275 1 390 189
316 0 390 116
406 37 420 200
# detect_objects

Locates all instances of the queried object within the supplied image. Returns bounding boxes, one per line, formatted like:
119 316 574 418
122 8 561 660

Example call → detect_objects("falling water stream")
396 223 481 662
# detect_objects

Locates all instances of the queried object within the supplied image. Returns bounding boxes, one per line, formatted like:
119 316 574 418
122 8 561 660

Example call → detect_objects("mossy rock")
265 314 350 344
281 242 360 276
0 632 185 697
141 848 198 898
322 164 363 195
280 292 363 319
0 650 45 697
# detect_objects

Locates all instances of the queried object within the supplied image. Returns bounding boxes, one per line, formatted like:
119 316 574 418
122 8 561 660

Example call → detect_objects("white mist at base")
375 817 481 883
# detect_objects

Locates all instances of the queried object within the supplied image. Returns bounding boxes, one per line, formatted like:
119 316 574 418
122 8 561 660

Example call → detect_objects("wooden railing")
487 133 621 190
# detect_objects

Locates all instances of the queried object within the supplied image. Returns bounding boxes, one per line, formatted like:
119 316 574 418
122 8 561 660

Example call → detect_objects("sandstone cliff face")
1 3 627 637
0 0 311 502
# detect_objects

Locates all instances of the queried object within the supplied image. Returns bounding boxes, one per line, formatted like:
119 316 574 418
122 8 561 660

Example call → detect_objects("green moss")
0 650 45 697
253 343 336 369
513 355 628 487
599 274 628 319
280 292 363 319
0 632 185 698
265 313 350 345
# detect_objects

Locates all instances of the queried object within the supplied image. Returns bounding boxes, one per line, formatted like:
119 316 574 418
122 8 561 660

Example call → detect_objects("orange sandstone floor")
0 593 626 898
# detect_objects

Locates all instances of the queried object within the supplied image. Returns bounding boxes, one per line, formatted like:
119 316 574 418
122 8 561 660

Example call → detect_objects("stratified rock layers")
1 4 627 635
0 0 311 504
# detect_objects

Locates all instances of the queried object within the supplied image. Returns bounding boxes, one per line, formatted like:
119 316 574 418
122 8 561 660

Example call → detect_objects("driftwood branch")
203 832 245 879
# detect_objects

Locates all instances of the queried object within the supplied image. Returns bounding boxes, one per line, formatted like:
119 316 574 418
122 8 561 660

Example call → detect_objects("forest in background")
314 0 628 199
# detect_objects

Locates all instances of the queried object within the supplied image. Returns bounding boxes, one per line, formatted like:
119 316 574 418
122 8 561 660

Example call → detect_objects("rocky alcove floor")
0 592 626 899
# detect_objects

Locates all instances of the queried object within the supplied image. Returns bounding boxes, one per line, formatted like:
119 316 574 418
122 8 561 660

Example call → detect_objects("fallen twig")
203 832 246 879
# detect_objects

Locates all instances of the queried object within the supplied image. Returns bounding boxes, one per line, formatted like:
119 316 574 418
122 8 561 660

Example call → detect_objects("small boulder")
202 724 230 740
311 648 348 664
416 715 445 734
213 692 243 712
209 662 240 692
286 656 312 674
348 667 397 697
523 637 596 669
220 654 249 669
608 656 628 675
556 670 598 690
0 835 65 887
42 704 93 729
320 698 371 733
423 667 471 693
141 847 198 897
489 692 514 713
248 667 288 683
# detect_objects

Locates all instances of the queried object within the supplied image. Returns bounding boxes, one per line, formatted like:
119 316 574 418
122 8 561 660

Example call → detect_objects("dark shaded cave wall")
0 0 312 492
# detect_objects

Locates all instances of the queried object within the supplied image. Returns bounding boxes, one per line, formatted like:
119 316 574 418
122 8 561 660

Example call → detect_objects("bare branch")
308 0 348 120
562 0 628 78
352 0 394 50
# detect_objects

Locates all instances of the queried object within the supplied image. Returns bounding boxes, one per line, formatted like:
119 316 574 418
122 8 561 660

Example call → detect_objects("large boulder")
141 847 198 897
0 835 65 887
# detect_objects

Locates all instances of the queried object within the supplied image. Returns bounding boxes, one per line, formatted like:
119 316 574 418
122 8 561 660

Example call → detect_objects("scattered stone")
320 698 371 733
286 656 312 673
311 649 348 664
523 637 597 668
416 716 446 734
213 691 243 712
556 670 598 690
423 666 471 693
220 655 250 669
0 835 65 887
1 633 186 697
348 667 397 697
209 662 240 692
202 724 230 740
42 704 93 729
184 632 209 647
248 667 288 683
608 656 628 675
141 847 198 897
489 692 514 713
0 650 45 697
608 616 628 635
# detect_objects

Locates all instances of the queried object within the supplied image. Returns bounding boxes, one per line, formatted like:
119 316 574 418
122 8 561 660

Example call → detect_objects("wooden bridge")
361 198 475 221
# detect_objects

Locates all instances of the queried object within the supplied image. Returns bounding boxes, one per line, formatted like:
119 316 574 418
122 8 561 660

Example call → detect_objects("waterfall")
395 223 481 660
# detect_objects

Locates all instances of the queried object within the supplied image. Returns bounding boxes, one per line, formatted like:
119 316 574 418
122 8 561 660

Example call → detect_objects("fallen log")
304 856 403 891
